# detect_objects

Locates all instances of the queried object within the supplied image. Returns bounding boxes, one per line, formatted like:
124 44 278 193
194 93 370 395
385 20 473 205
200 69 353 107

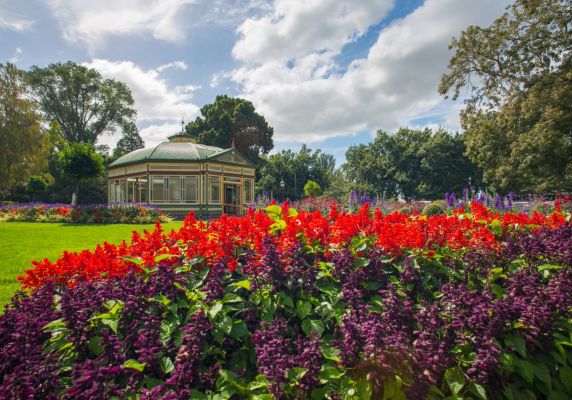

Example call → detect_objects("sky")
0 0 510 164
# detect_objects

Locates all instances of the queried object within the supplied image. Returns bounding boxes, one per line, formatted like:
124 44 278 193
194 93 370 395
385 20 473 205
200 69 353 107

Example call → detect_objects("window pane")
244 179 254 203
151 177 165 202
137 177 148 203
184 176 198 203
168 176 181 203
127 178 135 203
209 176 220 203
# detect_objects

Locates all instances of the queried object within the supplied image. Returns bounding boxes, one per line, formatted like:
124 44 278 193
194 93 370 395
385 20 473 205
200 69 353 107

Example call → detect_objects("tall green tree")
0 63 49 198
27 61 136 145
113 121 145 158
58 143 105 203
439 0 572 193
258 145 335 200
185 95 273 164
344 128 479 200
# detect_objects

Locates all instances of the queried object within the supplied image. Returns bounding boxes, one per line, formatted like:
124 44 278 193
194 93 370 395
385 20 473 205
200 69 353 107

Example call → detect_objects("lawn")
0 221 184 308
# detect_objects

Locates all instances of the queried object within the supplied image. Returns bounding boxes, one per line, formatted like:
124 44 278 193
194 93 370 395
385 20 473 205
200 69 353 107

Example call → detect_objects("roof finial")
181 118 185 133
231 136 236 149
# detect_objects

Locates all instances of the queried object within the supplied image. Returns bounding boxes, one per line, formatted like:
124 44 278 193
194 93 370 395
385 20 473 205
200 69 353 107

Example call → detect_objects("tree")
185 95 273 164
0 63 49 198
113 121 145 158
439 0 572 193
303 180 322 197
343 128 479 200
58 143 105 203
258 145 335 200
26 175 48 202
27 61 136 145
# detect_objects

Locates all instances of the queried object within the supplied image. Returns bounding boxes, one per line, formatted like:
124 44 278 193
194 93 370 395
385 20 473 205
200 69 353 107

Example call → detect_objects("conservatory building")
107 135 256 218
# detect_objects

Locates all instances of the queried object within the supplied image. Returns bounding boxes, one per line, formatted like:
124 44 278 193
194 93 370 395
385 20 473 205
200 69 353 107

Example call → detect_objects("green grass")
0 221 184 309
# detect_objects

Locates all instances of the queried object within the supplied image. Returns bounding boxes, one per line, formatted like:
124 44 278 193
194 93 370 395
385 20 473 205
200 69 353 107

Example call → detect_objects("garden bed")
1 202 571 399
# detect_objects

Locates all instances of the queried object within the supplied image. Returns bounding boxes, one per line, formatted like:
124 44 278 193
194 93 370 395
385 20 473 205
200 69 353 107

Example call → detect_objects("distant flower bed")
0 203 172 224
1 202 571 399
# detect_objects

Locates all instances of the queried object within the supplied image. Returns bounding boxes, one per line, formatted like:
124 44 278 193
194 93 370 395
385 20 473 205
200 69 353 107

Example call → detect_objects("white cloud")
85 59 200 123
87 59 200 149
233 0 394 63
229 0 510 144
8 47 22 63
44 0 197 51
0 3 33 31
44 0 273 51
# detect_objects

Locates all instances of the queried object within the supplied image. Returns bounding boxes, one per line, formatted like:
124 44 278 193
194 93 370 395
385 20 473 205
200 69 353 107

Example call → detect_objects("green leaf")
160 356 175 374
296 300 312 319
516 359 535 384
124 359 146 372
218 315 233 335
559 366 572 391
88 336 104 356
265 205 282 215
286 367 307 382
318 367 345 384
101 318 119 334
533 363 551 386
444 366 465 395
219 369 247 392
160 320 177 345
507 335 526 358
229 321 249 339
383 379 395 400
468 382 488 400
356 379 373 400
209 302 224 319
288 208 299 217
301 319 325 337
189 389 208 399
223 293 243 303
320 344 341 362
230 280 251 291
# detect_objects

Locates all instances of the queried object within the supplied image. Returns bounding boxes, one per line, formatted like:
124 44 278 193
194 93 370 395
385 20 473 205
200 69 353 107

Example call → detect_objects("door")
224 184 240 215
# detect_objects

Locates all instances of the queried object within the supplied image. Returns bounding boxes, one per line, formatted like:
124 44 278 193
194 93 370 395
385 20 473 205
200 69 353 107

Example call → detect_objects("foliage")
27 61 136 145
439 0 572 193
25 175 49 202
58 144 105 202
258 145 336 200
0 63 49 198
113 121 145 159
344 128 480 200
421 200 448 216
185 95 273 164
0 203 172 224
0 203 571 399
304 180 322 197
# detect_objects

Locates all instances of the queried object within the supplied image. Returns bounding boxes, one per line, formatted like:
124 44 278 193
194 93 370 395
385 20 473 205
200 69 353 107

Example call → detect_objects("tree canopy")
258 145 335 200
113 121 145 159
185 95 273 164
58 143 105 202
27 61 136 145
344 128 480 200
0 63 49 198
439 0 572 193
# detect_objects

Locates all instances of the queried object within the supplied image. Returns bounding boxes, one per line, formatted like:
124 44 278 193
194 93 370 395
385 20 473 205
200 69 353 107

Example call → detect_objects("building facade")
107 135 256 218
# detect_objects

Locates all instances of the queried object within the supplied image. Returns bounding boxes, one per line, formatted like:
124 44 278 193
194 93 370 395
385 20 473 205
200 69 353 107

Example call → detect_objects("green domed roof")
109 141 226 168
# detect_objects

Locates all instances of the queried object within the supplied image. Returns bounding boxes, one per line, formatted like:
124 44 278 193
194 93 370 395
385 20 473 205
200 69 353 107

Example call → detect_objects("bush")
422 199 449 215
1 204 571 399
304 180 322 197
0 203 171 224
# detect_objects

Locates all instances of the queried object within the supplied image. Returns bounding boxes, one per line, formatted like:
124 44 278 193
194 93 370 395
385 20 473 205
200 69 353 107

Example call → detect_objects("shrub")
422 199 449 215
0 203 171 224
1 204 571 399
304 180 322 197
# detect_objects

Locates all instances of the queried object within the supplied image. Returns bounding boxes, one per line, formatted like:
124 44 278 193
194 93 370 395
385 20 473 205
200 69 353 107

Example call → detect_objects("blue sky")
0 0 509 164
